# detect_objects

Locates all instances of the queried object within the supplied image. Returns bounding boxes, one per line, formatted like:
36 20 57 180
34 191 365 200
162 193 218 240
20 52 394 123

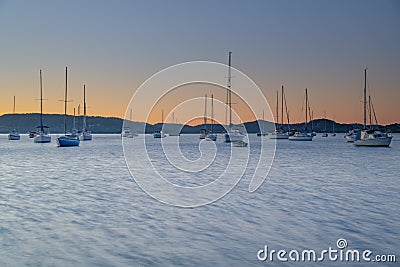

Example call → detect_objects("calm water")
1 134 399 266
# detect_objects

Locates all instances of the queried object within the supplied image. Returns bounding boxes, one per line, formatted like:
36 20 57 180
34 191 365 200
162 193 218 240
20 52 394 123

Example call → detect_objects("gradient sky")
0 0 399 124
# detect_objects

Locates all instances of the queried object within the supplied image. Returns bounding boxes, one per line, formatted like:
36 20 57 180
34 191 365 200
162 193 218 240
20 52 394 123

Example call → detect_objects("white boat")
8 130 20 140
354 69 392 147
288 131 313 141
322 132 328 137
121 128 134 138
153 109 167 138
199 94 208 139
57 67 79 147
153 130 166 138
79 84 92 141
289 88 313 141
257 110 268 136
206 94 217 141
223 52 245 144
344 129 360 142
270 86 289 139
8 96 20 140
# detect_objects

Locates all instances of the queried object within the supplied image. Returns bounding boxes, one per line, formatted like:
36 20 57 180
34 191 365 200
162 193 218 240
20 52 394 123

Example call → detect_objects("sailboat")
331 115 336 136
289 89 313 141
206 94 217 141
8 96 20 140
80 84 92 141
322 112 328 137
223 52 245 143
199 94 208 139
257 110 268 136
34 70 51 143
153 109 166 138
354 69 392 147
56 67 80 147
121 109 135 138
168 112 181 136
271 85 289 139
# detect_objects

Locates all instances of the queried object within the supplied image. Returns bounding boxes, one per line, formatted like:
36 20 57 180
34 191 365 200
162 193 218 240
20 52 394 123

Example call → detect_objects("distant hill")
0 113 399 134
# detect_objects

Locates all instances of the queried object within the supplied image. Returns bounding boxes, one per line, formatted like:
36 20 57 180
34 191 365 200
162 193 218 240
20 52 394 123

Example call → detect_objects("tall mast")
64 67 68 135
83 84 87 131
363 68 367 129
73 107 76 130
368 95 372 129
228 52 232 130
13 95 16 114
276 90 279 128
281 85 284 127
211 94 214 133
262 109 264 133
204 94 207 126
39 69 43 131
305 88 308 131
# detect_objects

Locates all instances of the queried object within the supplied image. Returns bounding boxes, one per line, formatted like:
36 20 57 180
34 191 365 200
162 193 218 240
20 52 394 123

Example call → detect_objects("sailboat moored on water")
289 89 313 141
354 69 392 147
34 70 51 143
79 84 92 141
8 96 20 140
223 52 246 144
57 67 80 147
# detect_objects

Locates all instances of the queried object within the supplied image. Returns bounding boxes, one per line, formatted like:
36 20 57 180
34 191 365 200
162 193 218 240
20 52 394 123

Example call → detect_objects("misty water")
1 134 399 266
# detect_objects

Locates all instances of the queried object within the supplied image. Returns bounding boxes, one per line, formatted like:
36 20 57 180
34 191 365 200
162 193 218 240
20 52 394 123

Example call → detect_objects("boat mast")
227 52 232 131
211 94 214 133
368 95 372 129
305 88 308 132
363 68 367 130
276 90 279 129
39 70 43 131
64 67 67 135
281 85 284 128
83 84 87 131
204 94 207 127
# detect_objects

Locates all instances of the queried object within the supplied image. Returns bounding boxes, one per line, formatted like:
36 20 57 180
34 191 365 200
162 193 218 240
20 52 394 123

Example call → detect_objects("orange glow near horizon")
0 70 399 125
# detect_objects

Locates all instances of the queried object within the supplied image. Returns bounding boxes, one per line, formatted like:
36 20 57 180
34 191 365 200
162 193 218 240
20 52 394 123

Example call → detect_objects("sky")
0 0 399 125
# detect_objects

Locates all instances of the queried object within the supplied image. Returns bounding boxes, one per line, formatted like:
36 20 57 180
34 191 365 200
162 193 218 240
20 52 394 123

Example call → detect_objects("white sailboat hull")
224 131 244 143
8 133 20 140
289 132 313 141
354 136 392 147
34 133 51 143
80 131 92 141
270 131 289 139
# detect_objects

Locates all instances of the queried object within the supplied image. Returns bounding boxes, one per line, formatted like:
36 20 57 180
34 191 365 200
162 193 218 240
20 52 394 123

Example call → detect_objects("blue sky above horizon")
0 0 399 124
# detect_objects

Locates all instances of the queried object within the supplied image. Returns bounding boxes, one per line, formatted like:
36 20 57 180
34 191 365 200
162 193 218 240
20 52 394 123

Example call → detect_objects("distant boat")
206 94 217 141
257 110 268 136
34 69 51 143
331 115 336 136
8 96 20 140
200 94 208 139
79 84 92 141
57 67 80 147
344 129 360 142
223 52 245 144
354 69 392 147
271 85 289 139
122 108 137 138
322 112 328 137
289 89 313 141
167 112 181 136
153 109 166 138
